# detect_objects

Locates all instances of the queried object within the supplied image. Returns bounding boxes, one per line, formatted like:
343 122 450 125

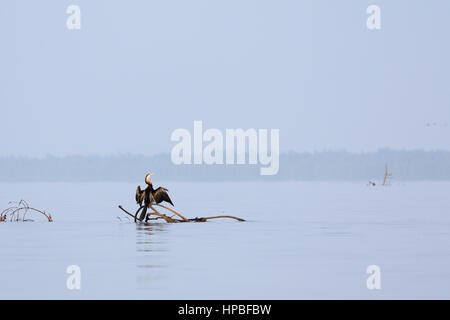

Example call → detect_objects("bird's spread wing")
153 187 174 206
135 186 144 205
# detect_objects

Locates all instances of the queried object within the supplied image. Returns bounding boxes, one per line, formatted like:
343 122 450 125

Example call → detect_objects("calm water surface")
1 181 449 299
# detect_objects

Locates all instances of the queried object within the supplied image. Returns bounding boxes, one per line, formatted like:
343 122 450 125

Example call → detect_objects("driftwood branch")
118 205 245 223
118 205 179 223
1 200 52 222
147 205 179 223
155 204 189 222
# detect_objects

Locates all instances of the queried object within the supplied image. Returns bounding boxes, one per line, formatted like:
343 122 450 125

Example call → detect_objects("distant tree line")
1 149 450 182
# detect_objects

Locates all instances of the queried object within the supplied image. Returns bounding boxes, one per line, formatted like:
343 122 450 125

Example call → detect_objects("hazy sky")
1 1 449 157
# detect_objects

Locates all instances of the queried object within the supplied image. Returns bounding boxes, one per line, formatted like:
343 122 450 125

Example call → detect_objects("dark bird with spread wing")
136 173 174 221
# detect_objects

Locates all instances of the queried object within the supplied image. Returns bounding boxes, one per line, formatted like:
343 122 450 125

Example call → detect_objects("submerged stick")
193 215 245 222
118 205 136 219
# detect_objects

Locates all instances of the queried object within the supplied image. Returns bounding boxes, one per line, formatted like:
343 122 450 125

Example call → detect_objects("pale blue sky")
1 1 449 156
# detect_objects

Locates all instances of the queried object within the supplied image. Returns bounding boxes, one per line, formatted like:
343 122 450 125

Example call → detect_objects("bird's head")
145 173 154 185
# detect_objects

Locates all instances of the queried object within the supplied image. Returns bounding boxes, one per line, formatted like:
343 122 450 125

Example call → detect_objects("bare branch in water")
118 205 245 223
1 200 53 222
155 204 189 222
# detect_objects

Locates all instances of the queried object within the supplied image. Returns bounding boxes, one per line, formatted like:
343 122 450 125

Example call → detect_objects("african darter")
136 173 174 221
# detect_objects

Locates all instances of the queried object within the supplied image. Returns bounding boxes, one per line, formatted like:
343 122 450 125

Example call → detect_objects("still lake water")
0 181 449 299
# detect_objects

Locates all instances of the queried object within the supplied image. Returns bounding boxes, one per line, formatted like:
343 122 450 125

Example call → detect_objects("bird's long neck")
146 183 154 191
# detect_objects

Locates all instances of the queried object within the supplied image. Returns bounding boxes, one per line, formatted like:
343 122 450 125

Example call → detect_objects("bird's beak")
145 173 155 184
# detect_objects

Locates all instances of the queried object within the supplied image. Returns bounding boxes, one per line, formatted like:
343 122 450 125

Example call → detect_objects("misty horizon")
2 146 450 159
1 148 450 182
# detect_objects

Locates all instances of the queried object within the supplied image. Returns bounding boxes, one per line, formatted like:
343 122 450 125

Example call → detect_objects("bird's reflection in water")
135 222 168 289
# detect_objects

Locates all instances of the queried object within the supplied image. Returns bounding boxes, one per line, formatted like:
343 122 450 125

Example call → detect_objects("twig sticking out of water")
0 200 53 222
118 205 245 223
